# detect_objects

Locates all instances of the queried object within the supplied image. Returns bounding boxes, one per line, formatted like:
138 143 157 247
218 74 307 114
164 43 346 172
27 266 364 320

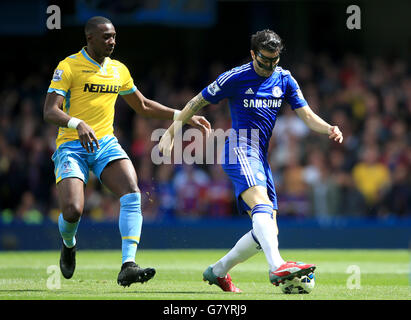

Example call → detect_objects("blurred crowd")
0 51 410 224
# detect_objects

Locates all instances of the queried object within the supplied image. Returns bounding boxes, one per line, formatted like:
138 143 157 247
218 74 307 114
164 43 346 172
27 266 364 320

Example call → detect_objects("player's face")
89 23 116 57
251 49 280 77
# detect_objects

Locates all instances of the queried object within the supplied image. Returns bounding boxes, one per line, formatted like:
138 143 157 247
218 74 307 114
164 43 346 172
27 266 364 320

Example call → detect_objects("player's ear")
250 50 255 60
85 30 93 43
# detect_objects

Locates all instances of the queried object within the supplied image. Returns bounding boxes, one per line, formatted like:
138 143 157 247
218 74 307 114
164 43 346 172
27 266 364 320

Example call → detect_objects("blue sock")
119 192 143 265
58 213 80 248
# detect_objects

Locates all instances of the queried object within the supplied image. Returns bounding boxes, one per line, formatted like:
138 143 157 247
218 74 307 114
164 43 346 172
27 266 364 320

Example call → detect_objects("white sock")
212 230 261 277
252 209 285 272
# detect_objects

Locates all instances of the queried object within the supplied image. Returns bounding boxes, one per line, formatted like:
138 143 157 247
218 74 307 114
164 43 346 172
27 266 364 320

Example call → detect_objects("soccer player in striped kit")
159 29 343 292
44 16 210 287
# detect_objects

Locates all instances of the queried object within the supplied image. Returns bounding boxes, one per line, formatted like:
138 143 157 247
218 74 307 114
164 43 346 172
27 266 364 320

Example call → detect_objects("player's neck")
85 46 105 65
252 61 273 78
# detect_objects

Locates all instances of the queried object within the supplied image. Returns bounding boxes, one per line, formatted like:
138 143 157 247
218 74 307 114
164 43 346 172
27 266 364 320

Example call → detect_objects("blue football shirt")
201 62 308 158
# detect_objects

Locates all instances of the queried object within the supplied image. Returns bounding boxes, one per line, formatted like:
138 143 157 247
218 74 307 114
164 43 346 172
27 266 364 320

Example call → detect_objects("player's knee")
118 174 140 197
129 181 139 194
62 203 83 222
119 184 140 198
241 186 272 209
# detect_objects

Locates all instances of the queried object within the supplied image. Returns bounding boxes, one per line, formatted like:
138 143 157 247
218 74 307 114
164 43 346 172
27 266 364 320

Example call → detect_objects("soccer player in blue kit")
159 29 343 292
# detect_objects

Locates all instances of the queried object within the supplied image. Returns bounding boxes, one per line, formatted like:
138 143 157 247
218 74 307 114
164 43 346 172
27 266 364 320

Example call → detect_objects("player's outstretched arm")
121 89 211 133
44 92 100 152
121 88 175 120
159 92 211 157
294 105 343 143
172 92 210 127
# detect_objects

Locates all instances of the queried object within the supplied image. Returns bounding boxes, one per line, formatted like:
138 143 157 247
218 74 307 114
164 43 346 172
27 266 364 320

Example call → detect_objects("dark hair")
85 16 112 35
251 29 284 53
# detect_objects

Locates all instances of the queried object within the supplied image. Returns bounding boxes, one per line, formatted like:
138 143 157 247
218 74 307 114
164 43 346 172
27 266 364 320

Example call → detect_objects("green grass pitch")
0 249 410 300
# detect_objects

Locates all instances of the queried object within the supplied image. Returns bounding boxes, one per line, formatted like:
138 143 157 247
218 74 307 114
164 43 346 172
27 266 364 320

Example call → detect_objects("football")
279 272 315 294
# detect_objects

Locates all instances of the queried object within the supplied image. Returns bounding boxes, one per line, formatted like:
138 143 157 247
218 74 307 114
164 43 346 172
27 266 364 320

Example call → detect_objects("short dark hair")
251 29 284 53
85 16 112 36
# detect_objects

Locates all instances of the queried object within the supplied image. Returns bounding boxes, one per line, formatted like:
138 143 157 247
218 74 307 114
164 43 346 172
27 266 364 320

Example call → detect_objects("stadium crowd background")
0 1 410 225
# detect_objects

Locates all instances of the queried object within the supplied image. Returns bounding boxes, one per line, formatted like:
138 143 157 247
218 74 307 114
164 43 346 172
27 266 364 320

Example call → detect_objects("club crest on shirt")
207 81 221 96
111 66 120 79
52 69 63 82
272 86 283 98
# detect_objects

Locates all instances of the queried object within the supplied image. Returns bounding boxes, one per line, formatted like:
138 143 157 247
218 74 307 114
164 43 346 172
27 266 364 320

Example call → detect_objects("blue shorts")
52 135 129 184
221 143 278 215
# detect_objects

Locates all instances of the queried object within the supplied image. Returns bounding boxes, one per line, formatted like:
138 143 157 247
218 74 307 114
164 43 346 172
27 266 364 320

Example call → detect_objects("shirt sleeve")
201 69 237 104
118 63 137 95
47 60 73 97
284 73 308 110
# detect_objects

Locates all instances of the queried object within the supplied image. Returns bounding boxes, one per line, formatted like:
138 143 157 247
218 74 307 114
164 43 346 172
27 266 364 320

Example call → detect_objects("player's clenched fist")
328 125 343 143
159 130 174 157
